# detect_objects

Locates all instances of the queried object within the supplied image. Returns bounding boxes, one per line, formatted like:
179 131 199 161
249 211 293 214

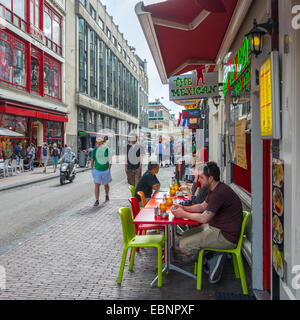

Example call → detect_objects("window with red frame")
44 5 62 55
30 0 40 28
30 47 41 92
44 55 61 100
0 30 26 89
0 0 27 31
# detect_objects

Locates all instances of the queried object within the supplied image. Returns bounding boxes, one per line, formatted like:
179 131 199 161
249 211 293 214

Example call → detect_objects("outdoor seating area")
117 184 252 295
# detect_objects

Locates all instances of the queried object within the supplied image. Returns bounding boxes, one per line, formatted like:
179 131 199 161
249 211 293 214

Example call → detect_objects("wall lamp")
245 18 278 57
212 95 221 108
231 95 240 106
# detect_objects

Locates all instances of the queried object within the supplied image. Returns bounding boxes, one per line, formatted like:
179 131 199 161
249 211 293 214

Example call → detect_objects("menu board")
235 119 247 170
272 159 284 279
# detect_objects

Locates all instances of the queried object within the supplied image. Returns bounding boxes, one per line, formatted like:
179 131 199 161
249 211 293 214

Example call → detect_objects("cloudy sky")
100 0 182 118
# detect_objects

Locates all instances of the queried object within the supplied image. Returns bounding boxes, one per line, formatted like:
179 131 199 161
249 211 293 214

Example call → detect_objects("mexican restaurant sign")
223 37 251 97
169 71 218 101
182 109 201 119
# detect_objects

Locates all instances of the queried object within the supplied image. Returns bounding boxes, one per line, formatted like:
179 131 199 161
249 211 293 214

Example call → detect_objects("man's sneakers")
105 195 109 202
207 253 226 284
94 200 99 207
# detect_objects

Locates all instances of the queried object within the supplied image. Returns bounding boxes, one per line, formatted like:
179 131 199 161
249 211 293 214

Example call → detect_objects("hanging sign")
259 51 281 139
182 109 201 119
235 119 247 170
169 72 218 101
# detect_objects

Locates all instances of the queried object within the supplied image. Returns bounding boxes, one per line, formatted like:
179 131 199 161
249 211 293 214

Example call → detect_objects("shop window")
31 47 40 92
44 55 61 100
0 30 26 89
44 5 62 55
14 116 28 137
46 120 63 145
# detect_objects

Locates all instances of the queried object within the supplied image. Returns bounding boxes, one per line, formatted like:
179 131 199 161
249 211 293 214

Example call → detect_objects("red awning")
0 104 68 122
135 0 252 83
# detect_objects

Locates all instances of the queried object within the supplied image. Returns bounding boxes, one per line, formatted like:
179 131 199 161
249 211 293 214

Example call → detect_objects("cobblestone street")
0 164 252 300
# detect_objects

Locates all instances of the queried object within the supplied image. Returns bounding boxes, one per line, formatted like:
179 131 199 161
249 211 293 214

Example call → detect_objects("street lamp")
245 18 278 57
212 95 221 108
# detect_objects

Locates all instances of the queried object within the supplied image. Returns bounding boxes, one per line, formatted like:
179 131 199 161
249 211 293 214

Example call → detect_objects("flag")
177 112 182 126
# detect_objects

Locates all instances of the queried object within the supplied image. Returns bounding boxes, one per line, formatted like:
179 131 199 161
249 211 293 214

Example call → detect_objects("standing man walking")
125 133 143 188
41 143 49 174
91 136 112 207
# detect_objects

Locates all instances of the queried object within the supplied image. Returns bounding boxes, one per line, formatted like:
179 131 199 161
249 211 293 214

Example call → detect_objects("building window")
44 55 61 100
78 18 88 94
107 48 112 105
112 36 117 47
30 47 40 92
0 30 26 89
98 16 104 30
0 0 27 31
106 27 111 40
117 43 122 53
99 39 106 103
79 0 86 7
44 5 62 55
90 30 98 98
89 111 95 131
89 4 96 20
30 0 40 28
78 108 85 130
122 49 126 59
118 61 123 111
113 55 118 108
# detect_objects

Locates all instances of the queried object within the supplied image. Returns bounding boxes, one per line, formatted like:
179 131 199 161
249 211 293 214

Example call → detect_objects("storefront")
0 101 68 160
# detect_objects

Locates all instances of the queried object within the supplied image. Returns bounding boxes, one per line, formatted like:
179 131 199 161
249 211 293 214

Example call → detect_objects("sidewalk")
0 165 253 300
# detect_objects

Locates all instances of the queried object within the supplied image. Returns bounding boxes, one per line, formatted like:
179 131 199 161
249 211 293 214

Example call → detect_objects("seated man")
60 147 76 175
171 161 242 284
135 161 160 205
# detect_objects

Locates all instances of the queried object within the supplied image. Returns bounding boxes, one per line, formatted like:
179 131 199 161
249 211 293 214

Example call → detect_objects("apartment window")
106 27 111 39
113 55 118 108
118 61 123 110
89 111 95 131
0 0 27 31
78 18 88 94
0 30 26 89
117 43 122 53
99 39 106 103
44 55 61 100
79 0 86 7
122 49 126 59
107 48 112 105
98 16 104 30
44 5 62 55
90 30 98 98
30 0 40 28
112 36 117 47
89 4 96 20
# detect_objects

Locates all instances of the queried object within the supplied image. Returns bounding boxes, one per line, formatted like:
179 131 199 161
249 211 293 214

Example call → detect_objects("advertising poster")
235 119 247 170
272 158 284 279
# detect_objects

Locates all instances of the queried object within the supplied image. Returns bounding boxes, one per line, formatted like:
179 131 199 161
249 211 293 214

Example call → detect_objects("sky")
100 0 182 118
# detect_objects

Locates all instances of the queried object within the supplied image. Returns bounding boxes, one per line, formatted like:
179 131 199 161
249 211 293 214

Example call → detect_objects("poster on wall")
227 123 236 164
272 158 284 279
235 119 247 170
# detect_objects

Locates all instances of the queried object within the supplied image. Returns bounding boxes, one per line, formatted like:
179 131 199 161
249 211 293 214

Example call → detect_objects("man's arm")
152 183 160 192
109 156 112 170
172 206 215 224
183 201 208 213
90 158 94 169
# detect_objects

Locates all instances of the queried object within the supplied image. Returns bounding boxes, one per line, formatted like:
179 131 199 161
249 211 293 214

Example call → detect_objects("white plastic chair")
9 159 17 175
4 159 12 177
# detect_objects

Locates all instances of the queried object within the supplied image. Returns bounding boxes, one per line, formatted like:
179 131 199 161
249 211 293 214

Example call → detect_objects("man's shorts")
52 156 59 166
180 224 236 255
92 168 112 185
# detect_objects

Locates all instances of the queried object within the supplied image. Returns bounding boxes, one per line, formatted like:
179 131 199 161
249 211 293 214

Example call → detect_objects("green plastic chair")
128 185 135 197
117 207 164 287
194 211 251 295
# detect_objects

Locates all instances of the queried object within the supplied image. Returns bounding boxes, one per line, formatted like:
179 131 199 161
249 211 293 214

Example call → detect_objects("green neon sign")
223 37 251 97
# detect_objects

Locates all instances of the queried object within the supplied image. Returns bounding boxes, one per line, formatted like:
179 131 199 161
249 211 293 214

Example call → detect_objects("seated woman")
135 161 160 205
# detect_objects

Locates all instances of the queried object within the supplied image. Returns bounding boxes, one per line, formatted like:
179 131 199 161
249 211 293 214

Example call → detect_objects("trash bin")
78 150 86 168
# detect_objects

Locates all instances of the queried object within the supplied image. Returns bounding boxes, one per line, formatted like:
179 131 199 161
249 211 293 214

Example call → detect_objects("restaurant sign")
182 109 201 119
169 72 218 101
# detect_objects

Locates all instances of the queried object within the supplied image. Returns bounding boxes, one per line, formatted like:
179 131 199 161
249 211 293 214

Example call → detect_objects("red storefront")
0 100 68 160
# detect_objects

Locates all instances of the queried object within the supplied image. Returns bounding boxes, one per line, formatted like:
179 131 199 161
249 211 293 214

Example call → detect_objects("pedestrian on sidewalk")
12 142 22 172
91 136 112 206
125 133 143 188
51 143 60 173
26 143 35 171
155 137 164 167
41 143 49 173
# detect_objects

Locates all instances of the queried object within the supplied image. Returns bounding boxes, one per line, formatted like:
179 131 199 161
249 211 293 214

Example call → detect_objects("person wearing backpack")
91 136 112 207
51 143 60 173
41 143 49 173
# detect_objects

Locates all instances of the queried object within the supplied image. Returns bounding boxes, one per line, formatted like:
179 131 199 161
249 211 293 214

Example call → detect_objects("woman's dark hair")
148 161 159 171
203 161 220 182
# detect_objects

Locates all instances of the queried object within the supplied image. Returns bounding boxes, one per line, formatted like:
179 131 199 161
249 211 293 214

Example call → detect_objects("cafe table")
133 191 199 287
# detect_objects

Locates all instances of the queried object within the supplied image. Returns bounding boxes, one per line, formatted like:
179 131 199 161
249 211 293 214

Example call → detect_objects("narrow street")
0 164 126 252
